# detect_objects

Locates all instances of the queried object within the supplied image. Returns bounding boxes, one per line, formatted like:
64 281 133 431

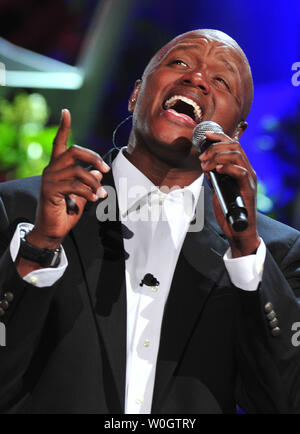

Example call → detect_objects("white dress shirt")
112 148 266 413
10 147 266 413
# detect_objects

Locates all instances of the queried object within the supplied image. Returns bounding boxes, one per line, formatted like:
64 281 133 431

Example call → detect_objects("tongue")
166 108 197 127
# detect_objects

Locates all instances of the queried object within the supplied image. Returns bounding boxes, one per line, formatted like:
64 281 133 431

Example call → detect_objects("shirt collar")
112 147 204 218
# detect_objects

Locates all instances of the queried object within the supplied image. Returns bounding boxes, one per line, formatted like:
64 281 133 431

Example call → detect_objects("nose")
182 71 210 94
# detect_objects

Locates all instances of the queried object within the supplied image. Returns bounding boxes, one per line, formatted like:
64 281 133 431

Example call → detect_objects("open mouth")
163 95 203 124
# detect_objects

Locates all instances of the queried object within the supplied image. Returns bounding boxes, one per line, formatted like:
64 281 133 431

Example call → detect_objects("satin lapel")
70 148 120 303
152 181 230 412
70 149 127 412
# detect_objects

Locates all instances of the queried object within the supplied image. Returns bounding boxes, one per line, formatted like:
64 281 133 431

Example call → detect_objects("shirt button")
143 340 150 348
151 286 158 293
135 398 143 405
29 276 38 285
158 196 165 205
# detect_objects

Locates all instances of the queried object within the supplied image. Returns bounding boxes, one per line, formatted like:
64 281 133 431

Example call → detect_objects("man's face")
130 32 251 163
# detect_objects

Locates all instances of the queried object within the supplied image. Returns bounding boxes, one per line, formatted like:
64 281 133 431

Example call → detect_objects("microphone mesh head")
192 121 223 153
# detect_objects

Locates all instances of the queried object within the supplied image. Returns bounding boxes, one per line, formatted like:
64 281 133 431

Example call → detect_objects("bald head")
142 29 254 120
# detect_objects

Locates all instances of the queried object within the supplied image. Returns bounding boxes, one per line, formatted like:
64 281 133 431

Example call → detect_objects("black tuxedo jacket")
0 149 300 414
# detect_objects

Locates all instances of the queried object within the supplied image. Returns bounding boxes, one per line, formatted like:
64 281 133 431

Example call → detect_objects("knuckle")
89 149 102 162
73 165 83 177
79 183 91 193
71 144 81 151
41 180 52 197
43 164 51 174
71 179 79 190
230 150 241 158
81 185 92 197
91 170 102 180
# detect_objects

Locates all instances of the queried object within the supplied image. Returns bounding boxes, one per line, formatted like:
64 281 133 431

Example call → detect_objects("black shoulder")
0 176 41 224
257 212 300 261
0 176 41 198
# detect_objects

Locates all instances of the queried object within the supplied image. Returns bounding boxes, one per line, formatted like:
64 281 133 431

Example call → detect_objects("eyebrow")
166 44 237 75
216 56 237 75
166 44 203 56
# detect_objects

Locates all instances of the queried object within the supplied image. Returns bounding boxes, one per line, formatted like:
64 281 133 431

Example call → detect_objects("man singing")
0 29 300 414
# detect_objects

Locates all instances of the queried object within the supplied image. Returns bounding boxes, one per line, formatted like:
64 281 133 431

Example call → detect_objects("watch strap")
19 229 62 268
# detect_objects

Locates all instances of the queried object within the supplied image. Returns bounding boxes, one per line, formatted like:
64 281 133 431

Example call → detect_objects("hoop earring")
234 130 240 140
112 114 133 150
234 122 244 140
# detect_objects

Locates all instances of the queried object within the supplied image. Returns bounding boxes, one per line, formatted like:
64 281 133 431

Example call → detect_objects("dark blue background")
0 0 299 226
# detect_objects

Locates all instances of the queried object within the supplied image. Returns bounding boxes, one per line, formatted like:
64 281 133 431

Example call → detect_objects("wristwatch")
19 228 62 268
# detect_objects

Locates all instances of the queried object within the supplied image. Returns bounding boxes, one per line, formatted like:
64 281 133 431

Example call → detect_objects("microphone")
192 121 248 232
140 273 160 287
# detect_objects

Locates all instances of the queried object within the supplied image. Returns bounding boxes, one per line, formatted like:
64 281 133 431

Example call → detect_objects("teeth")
164 95 202 122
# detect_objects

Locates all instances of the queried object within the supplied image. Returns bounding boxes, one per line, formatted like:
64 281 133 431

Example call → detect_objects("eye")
170 59 188 67
214 77 231 91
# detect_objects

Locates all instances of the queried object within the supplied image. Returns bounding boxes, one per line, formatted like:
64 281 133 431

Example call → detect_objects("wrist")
27 228 63 250
16 256 44 277
229 233 260 258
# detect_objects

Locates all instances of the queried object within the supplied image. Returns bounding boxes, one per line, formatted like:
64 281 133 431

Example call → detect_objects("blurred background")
0 0 300 227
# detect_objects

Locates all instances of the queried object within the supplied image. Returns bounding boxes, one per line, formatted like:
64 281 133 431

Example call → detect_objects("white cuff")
223 238 266 291
10 223 68 288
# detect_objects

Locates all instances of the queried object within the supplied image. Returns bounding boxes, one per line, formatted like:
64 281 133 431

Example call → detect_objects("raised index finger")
50 109 71 163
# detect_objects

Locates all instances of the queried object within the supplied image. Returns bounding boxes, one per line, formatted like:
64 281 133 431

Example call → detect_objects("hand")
199 131 260 257
27 109 110 251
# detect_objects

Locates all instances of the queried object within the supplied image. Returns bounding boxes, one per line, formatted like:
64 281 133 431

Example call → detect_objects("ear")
128 79 142 113
233 120 248 140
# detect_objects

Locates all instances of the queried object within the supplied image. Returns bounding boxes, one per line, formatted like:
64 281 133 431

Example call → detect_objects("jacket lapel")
70 149 121 304
71 149 231 412
70 149 127 412
152 181 230 411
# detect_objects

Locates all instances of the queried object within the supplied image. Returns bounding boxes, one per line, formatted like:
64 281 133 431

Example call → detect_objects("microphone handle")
209 170 248 232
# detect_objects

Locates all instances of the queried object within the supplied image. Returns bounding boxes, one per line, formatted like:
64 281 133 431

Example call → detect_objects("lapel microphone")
140 273 160 287
192 121 248 232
